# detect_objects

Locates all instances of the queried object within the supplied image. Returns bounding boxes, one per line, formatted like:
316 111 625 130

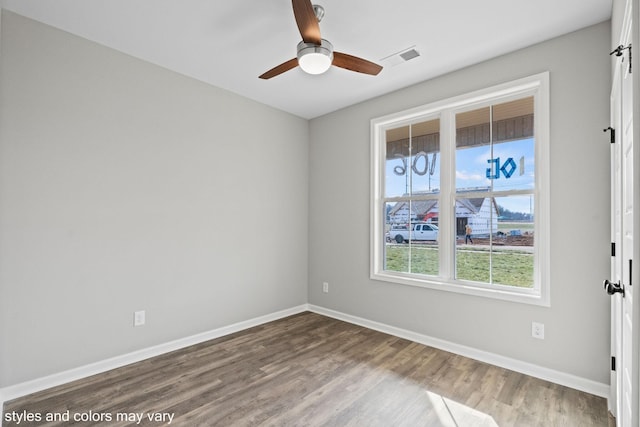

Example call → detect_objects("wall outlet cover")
532 321 544 339
134 310 146 327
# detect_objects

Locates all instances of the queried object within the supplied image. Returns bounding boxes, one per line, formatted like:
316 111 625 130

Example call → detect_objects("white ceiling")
1 0 612 119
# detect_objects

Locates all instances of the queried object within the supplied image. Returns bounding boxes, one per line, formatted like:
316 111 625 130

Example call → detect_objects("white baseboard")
0 304 308 416
1 303 609 420
307 304 609 398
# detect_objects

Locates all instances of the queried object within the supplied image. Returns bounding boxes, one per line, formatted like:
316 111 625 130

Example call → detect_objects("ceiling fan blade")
259 58 299 79
292 0 321 45
333 52 383 76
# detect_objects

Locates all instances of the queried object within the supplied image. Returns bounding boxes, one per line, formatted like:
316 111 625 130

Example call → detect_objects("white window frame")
370 72 550 306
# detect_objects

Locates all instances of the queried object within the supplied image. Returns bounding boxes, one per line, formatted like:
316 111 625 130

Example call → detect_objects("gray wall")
0 11 309 386
0 9 613 389
308 21 612 384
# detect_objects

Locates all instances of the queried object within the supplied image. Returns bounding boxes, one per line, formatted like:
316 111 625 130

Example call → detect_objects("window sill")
371 271 549 307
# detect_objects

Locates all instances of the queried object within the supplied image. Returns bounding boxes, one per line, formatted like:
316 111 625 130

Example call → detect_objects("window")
371 73 550 306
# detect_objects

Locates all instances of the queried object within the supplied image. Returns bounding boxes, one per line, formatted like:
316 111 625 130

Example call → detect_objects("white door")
609 7 637 425
609 61 623 421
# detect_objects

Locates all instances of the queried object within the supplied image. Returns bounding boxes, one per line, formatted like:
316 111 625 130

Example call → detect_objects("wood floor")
4 312 609 426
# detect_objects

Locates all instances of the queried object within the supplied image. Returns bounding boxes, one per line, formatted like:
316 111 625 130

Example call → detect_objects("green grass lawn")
385 245 440 276
385 244 533 288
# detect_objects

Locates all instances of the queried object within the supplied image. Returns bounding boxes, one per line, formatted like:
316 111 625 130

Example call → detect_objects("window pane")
455 195 534 288
385 201 409 273
494 195 534 287
491 98 535 191
410 119 440 195
385 119 440 197
385 201 439 276
456 98 534 192
408 239 439 276
385 125 411 197
456 106 491 191
455 195 492 283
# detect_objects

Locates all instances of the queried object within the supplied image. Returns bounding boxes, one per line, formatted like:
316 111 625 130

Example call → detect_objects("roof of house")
389 200 437 216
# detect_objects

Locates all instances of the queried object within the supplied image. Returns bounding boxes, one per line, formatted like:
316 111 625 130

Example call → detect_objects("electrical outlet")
322 282 329 293
532 322 544 339
134 310 146 327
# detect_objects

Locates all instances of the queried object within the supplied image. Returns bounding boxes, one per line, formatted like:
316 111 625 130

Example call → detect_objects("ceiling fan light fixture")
297 39 333 75
259 1 382 80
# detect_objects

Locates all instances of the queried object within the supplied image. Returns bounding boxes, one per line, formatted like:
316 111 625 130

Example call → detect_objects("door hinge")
604 127 615 144
611 242 616 256
610 44 632 73
612 356 616 371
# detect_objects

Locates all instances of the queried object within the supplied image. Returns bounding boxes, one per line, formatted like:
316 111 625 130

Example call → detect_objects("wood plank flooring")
3 312 609 426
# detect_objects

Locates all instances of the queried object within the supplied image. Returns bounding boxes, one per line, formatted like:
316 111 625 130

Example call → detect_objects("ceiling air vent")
380 46 421 67
399 49 420 61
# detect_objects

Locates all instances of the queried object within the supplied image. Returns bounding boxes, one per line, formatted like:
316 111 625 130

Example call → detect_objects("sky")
385 137 535 215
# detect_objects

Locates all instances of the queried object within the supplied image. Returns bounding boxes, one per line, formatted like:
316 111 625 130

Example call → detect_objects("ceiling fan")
259 0 383 79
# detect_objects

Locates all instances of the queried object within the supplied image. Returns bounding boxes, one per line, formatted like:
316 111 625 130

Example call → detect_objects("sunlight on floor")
426 390 499 427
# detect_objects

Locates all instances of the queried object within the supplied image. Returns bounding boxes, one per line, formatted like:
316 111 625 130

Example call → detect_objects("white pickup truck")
388 223 439 243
